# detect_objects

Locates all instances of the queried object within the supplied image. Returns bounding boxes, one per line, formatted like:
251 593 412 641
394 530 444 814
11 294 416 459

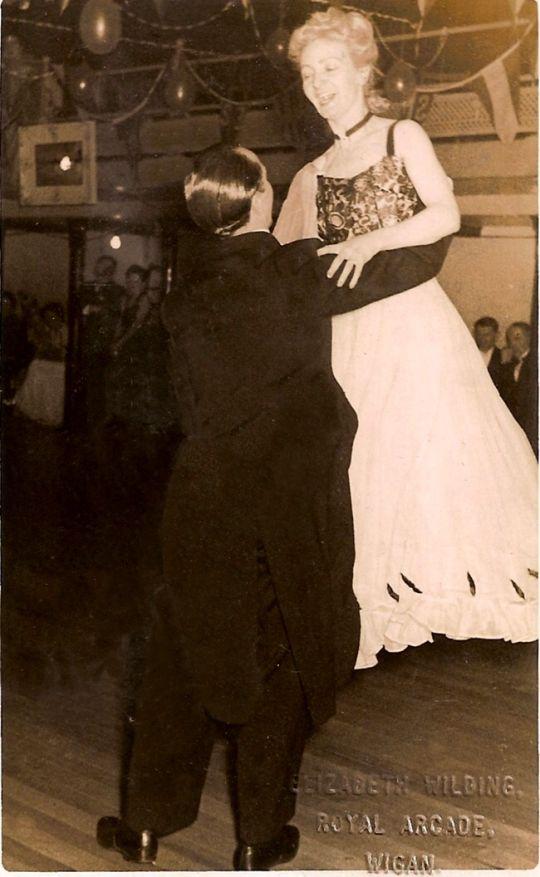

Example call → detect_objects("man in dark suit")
79 255 124 427
473 316 505 393
97 146 452 870
500 321 537 455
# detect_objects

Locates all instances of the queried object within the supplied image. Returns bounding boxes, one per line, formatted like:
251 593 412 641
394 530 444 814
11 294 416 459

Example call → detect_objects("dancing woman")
275 8 537 669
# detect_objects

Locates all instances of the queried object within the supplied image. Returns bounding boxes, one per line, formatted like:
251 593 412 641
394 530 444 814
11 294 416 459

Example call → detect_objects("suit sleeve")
278 236 453 317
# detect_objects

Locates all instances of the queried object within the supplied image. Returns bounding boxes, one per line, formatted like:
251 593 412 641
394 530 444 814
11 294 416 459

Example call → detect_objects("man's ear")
249 187 264 224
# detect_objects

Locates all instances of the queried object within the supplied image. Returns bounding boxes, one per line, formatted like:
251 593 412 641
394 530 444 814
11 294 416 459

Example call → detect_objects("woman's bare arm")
319 121 460 288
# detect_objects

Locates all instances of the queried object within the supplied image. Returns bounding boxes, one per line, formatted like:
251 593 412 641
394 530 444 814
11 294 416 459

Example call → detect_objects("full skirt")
331 278 538 669
15 358 65 428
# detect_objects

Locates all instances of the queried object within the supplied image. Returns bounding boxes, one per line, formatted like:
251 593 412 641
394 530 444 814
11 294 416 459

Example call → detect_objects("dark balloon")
164 62 196 114
384 61 417 103
265 27 290 66
79 0 122 55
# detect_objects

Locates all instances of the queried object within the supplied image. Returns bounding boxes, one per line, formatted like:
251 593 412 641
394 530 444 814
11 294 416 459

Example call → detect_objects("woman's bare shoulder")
391 119 431 152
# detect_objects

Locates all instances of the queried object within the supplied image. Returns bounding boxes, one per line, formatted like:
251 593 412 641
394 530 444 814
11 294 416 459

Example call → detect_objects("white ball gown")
274 123 537 669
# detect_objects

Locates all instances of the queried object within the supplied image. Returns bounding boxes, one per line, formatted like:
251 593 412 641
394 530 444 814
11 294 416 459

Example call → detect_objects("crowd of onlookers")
2 280 537 462
76 255 180 508
473 315 537 455
79 255 177 434
2 255 180 510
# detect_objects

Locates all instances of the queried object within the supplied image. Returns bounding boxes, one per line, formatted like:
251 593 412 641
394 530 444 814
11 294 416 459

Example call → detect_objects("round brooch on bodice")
329 212 345 229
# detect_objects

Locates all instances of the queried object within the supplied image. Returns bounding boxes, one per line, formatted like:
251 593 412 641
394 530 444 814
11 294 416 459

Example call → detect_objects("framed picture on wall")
18 121 97 206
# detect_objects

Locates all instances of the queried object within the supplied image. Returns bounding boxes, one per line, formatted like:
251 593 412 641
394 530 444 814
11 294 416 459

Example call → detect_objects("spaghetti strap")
387 121 399 156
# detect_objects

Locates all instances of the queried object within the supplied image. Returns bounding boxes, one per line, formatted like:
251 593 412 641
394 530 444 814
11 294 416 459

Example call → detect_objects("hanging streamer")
474 48 521 143
508 0 527 14
417 0 437 17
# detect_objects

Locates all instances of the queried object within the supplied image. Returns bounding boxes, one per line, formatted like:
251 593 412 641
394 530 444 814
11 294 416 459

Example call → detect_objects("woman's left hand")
318 234 380 289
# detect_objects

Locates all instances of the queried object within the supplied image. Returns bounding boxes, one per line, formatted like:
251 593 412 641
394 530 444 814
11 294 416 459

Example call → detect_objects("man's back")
164 231 355 457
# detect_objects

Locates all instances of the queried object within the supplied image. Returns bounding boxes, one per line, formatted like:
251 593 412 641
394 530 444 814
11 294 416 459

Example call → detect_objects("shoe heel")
96 816 120 850
96 816 158 865
137 830 158 865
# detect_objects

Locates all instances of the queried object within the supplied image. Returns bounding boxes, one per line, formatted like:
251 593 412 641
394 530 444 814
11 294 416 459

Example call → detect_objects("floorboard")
2 415 537 871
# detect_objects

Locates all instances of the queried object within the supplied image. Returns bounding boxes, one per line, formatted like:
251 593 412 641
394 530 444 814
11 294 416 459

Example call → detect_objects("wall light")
110 235 122 250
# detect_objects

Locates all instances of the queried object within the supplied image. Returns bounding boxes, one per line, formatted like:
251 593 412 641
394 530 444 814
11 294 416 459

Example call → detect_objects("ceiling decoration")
1 0 537 144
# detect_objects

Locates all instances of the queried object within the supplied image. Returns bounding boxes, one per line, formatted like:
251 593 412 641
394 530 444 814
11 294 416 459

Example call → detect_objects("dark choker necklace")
334 110 373 141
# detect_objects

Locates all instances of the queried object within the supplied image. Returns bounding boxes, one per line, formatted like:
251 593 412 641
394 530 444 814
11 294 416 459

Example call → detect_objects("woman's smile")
300 37 365 125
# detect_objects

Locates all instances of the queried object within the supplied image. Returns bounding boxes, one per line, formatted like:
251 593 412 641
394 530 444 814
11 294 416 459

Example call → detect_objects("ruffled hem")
355 590 538 670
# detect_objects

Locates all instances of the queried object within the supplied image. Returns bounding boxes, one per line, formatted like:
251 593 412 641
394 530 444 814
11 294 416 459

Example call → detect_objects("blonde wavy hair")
288 8 389 114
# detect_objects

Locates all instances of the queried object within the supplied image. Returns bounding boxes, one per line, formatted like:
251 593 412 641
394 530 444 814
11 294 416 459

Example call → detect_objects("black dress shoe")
97 816 158 864
233 825 300 871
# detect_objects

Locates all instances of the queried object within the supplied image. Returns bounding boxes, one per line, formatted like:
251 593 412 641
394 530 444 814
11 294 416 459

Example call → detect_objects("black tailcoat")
500 353 538 454
161 232 451 726
487 346 504 392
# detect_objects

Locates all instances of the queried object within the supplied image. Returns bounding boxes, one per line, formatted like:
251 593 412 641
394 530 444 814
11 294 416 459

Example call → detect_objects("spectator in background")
108 265 150 358
473 316 504 393
18 292 41 359
109 263 177 435
147 263 166 305
500 321 537 456
80 255 124 428
2 291 31 403
103 265 178 510
31 303 68 360
15 302 68 428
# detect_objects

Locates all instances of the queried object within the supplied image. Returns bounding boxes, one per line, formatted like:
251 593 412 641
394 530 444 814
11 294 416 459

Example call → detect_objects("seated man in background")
500 321 537 456
473 315 504 393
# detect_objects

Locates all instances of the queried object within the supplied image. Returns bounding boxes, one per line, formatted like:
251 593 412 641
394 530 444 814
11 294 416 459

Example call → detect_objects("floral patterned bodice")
316 153 423 245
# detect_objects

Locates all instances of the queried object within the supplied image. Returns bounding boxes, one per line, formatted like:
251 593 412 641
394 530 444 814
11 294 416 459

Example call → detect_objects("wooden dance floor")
2 417 538 871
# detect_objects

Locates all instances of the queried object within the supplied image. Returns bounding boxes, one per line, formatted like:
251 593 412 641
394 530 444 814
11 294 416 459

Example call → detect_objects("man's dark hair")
184 145 264 236
474 316 499 333
125 264 148 282
95 255 117 272
506 321 531 339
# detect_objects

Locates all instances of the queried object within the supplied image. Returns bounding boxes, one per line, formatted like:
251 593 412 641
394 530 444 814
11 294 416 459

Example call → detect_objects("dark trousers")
121 576 311 845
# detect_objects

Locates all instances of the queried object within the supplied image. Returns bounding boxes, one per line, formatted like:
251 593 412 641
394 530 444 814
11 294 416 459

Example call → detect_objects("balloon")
79 0 122 56
265 27 290 66
164 62 196 114
384 61 417 103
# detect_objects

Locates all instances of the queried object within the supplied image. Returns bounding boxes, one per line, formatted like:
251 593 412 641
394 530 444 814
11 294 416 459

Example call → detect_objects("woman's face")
299 37 366 124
